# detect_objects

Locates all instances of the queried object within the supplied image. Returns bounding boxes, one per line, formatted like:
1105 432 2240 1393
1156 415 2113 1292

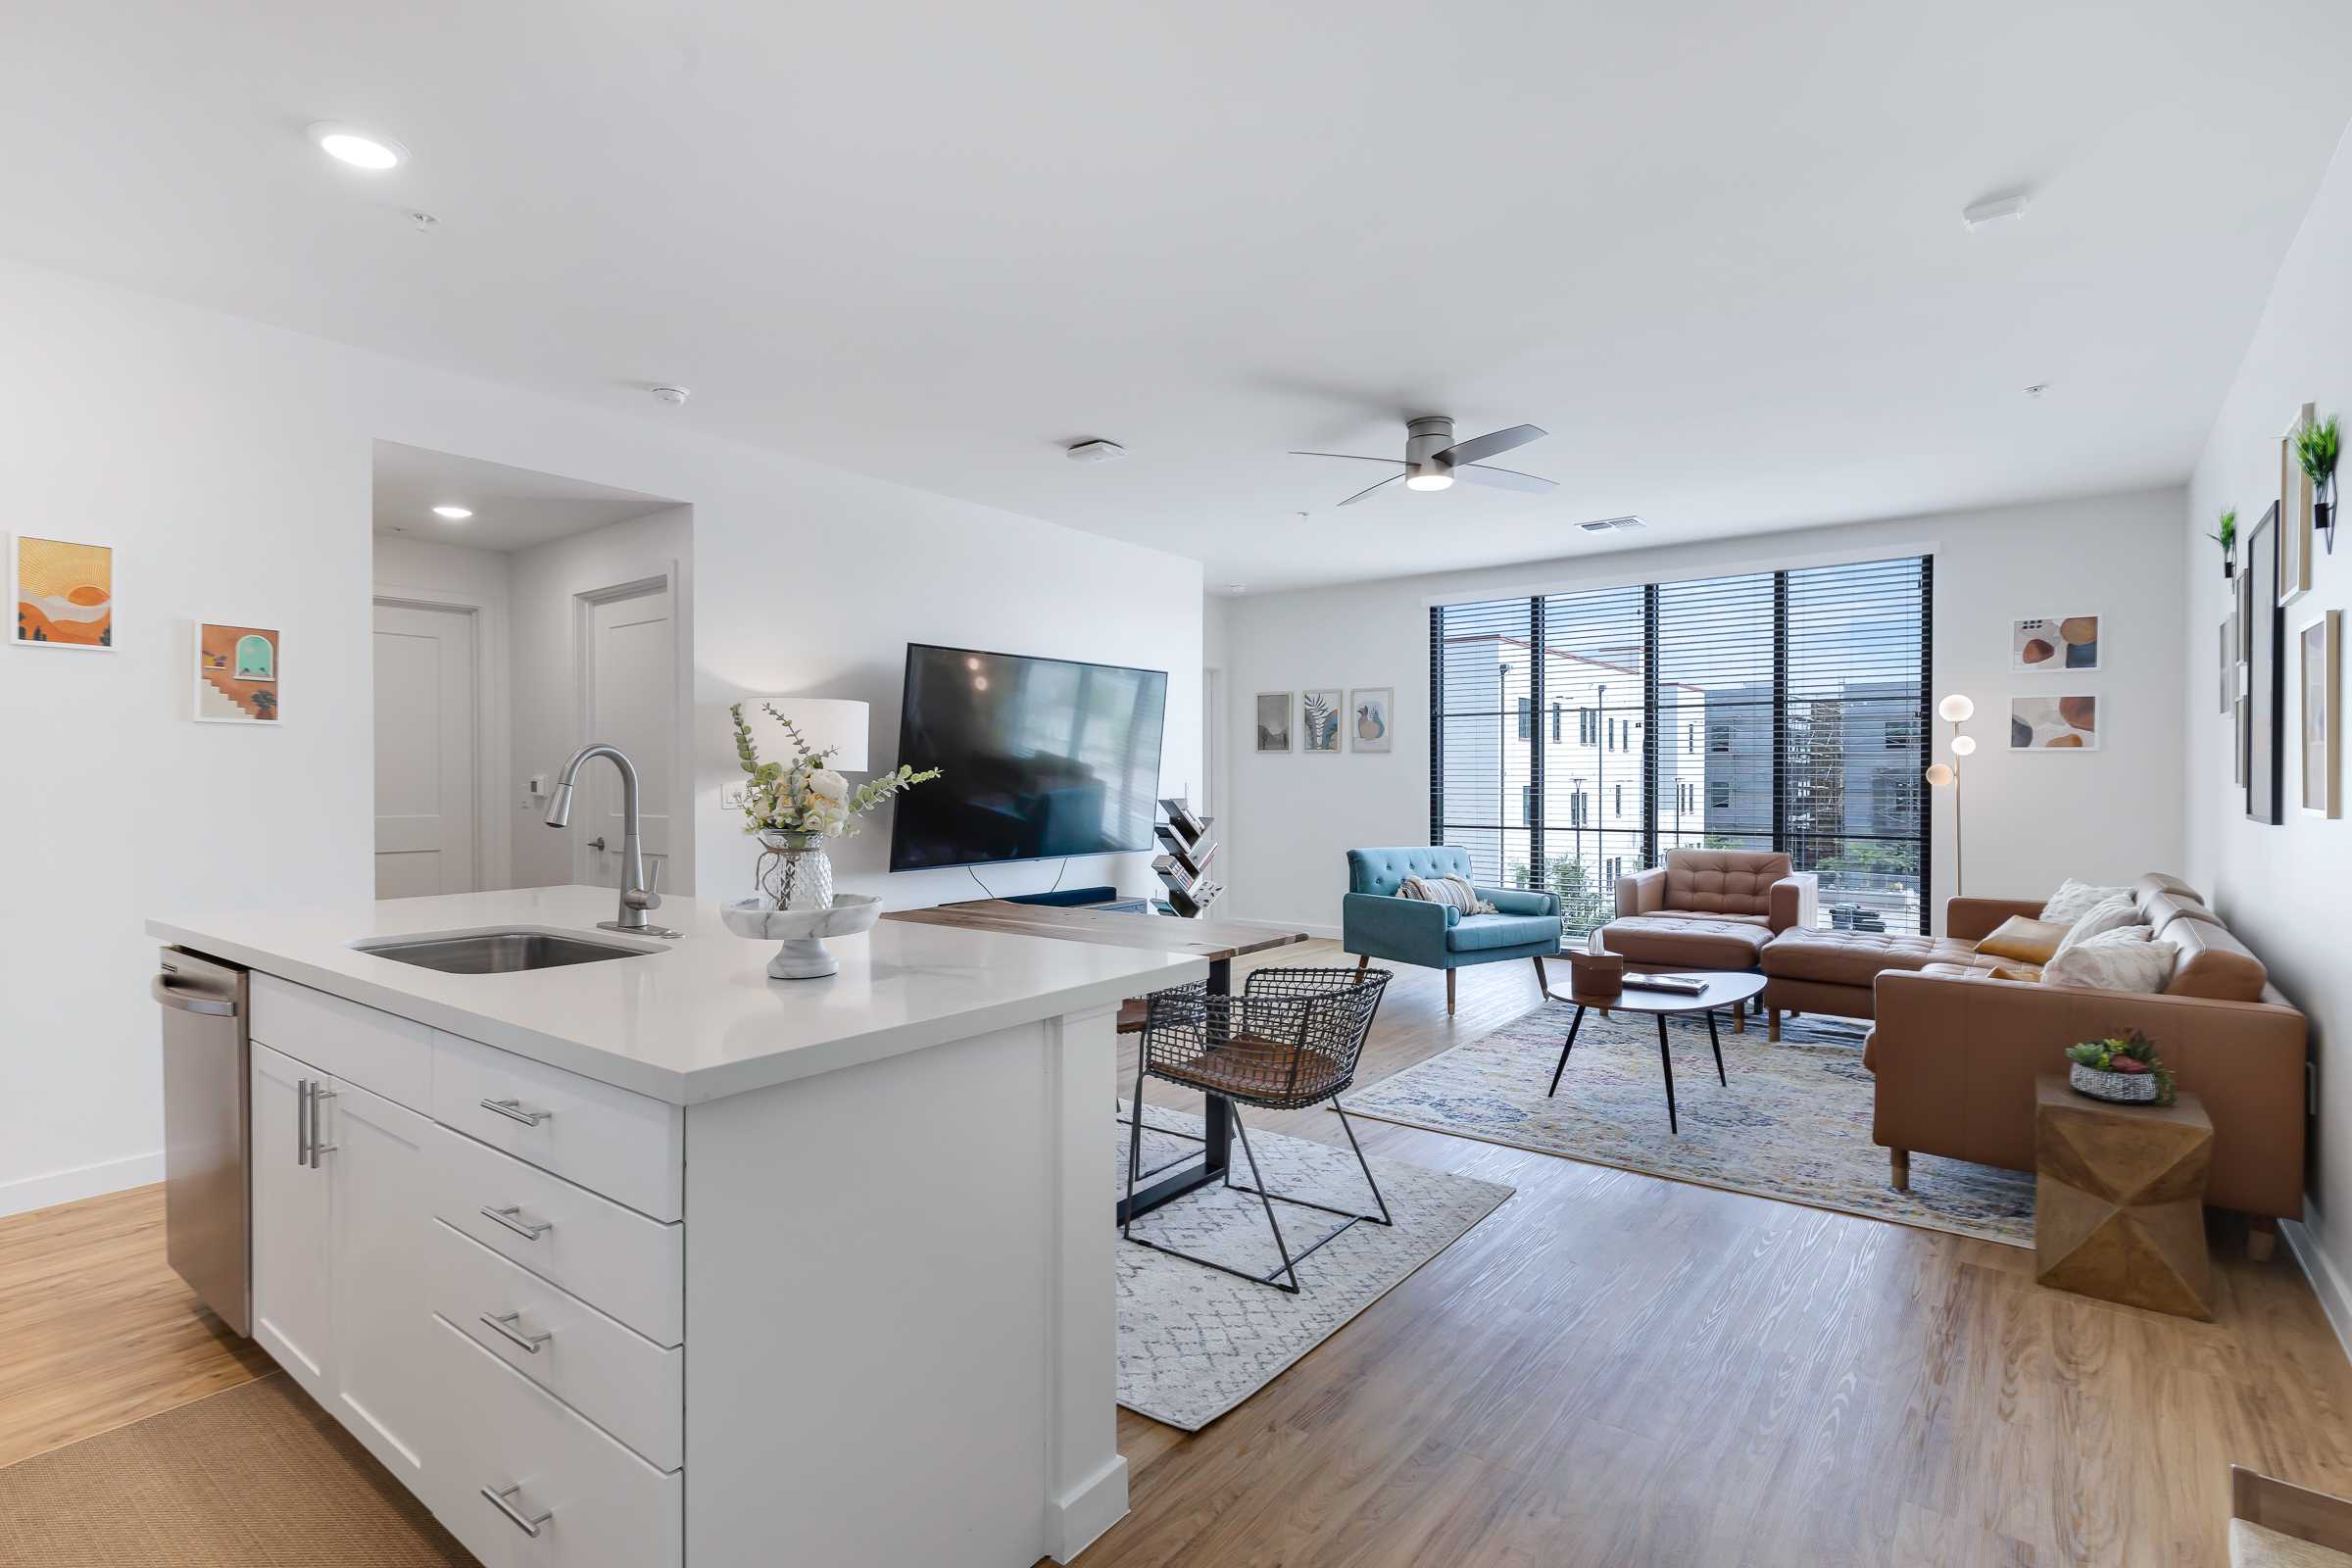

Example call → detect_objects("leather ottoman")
1760 928 1993 1038
1597 914 1772 1029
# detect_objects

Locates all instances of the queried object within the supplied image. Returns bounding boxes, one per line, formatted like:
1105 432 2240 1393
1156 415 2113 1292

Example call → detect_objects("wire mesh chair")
1122 965 1393 1294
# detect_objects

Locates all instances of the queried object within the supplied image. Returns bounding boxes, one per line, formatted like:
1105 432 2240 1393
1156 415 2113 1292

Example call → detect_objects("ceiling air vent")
1578 515 1645 533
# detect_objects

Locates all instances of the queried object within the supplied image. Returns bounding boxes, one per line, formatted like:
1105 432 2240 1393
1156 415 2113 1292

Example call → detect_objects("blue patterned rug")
1344 1000 2034 1247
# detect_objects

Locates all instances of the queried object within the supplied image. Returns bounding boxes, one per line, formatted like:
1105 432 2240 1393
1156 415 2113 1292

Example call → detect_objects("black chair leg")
1330 1099 1393 1226
1121 1051 1149 1239
1229 1105 1301 1294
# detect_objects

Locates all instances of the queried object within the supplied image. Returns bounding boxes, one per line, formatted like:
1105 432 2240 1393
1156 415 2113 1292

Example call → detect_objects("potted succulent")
2064 1030 2176 1106
2298 414 2339 550
2209 509 2237 579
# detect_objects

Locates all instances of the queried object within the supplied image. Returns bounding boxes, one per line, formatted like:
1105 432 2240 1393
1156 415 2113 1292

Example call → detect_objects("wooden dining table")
881 900 1310 1222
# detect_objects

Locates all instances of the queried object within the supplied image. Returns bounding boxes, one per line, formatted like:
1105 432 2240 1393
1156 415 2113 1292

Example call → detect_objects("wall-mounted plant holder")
2297 413 2338 555
2211 508 2238 580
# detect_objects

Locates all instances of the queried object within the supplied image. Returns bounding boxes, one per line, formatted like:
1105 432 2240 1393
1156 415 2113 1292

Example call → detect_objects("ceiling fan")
1291 416 1557 507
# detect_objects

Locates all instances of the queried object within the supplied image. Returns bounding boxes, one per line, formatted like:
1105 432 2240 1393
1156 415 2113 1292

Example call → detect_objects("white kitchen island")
149 884 1208 1568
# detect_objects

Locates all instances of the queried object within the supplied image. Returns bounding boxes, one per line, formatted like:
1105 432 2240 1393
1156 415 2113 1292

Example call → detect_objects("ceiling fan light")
1404 471 1453 492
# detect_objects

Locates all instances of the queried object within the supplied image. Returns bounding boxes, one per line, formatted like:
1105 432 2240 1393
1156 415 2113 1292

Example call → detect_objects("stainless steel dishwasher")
155 947 251 1337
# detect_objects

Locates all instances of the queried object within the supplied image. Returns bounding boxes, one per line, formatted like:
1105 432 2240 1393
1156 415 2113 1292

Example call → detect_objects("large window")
1430 555 1932 939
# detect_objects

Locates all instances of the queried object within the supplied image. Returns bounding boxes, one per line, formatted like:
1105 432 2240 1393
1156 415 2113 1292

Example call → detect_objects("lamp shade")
1936 694 1975 723
1924 762 1956 788
749 697 869 772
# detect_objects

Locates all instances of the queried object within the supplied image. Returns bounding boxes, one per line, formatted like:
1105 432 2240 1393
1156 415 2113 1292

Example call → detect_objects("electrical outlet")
719 782 747 809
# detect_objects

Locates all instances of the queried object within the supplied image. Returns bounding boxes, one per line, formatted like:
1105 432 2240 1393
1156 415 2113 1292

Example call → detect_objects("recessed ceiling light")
309 122 407 171
1961 192 2030 231
431 505 472 521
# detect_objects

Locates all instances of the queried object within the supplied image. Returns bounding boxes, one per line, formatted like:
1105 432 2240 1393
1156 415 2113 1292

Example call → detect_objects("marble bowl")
721 893 883 980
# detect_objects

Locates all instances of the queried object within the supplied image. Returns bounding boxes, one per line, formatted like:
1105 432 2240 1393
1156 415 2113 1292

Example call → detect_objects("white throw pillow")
2054 893 2141 956
1396 875 1496 915
2042 878 2130 924
2043 928 2177 993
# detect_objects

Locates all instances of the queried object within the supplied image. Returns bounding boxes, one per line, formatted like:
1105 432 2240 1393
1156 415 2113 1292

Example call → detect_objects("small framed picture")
11 533 114 651
2219 614 2237 715
1254 692 1292 753
2302 610 2339 817
1349 688 1394 753
1300 689 1344 754
2281 403 2318 609
2011 615 2099 672
2009 694 2098 751
194 622 283 723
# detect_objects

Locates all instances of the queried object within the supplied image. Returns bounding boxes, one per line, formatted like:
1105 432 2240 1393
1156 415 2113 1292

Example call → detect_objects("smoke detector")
1065 438 1128 465
651 385 691 407
1578 515 1646 533
1961 192 2030 231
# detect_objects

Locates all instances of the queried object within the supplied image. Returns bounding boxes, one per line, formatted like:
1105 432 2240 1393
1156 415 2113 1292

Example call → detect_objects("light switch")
719 782 747 809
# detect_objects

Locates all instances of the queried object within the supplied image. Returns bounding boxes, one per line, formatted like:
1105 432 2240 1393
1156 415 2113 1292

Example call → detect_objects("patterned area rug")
1115 1104 1513 1430
1343 1002 2035 1248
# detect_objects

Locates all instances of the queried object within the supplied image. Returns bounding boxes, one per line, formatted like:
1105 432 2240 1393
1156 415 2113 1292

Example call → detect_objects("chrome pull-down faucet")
547 743 682 937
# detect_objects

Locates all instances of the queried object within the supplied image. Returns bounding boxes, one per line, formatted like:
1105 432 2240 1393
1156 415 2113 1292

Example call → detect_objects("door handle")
478 1097 554 1127
479 1204 554 1241
154 975 237 1016
308 1087 336 1168
296 1079 311 1166
480 1484 553 1538
587 836 608 852
478 1311 554 1354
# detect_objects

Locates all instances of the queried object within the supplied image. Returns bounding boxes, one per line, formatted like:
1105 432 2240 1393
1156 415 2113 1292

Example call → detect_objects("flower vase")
758 830 835 911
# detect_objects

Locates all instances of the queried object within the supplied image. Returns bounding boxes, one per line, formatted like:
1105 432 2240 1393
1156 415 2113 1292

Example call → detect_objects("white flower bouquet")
729 702 940 840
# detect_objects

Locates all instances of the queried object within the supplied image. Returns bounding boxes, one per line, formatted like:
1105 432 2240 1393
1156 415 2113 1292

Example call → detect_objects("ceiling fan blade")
1454 463 1558 495
1434 423 1547 467
1289 451 1408 469
1337 473 1406 507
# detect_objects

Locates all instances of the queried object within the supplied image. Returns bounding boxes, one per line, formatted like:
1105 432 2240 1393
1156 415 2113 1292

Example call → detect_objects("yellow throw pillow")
1974 915 2069 965
1989 963 2043 983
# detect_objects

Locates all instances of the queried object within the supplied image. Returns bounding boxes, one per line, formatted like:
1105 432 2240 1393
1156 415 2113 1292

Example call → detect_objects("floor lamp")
1925 694 1975 899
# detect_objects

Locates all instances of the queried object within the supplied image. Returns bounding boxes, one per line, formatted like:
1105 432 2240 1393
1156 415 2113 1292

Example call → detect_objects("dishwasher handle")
154 975 239 1017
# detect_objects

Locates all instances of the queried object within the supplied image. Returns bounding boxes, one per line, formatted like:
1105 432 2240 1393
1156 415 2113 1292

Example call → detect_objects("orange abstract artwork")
12 535 113 650
195 623 281 723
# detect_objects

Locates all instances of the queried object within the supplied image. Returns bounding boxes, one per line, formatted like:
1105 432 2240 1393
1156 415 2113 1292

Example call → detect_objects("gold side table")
2034 1074 2214 1320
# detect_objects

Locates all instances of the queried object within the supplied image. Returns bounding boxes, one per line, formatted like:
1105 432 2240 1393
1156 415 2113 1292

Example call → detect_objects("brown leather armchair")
1602 850 1817 975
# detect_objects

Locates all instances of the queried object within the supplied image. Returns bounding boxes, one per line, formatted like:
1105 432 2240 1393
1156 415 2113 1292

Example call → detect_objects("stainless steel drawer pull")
296 1079 311 1166
307 1088 336 1169
479 1310 554 1354
479 1204 555 1241
480 1483 553 1538
479 1096 555 1127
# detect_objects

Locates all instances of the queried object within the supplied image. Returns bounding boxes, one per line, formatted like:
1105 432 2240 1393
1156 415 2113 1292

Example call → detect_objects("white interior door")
373 601 478 899
575 579 675 891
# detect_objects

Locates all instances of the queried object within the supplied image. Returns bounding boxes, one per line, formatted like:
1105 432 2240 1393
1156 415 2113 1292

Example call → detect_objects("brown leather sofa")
1865 876 2307 1251
1605 850 1817 976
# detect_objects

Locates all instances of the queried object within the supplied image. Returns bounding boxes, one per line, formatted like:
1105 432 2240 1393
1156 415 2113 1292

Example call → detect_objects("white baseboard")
0 1150 164 1219
2284 1218 2352 1367
1047 1452 1129 1563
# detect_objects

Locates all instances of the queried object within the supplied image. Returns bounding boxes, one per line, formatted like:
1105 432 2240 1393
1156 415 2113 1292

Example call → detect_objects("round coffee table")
1544 971 1766 1135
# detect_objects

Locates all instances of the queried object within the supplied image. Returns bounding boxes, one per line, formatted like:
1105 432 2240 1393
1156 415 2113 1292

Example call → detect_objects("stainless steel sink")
355 930 655 974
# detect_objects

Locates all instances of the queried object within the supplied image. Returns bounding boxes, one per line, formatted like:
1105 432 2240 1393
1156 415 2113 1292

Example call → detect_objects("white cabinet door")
251 1042 332 1397
328 1077 441 1491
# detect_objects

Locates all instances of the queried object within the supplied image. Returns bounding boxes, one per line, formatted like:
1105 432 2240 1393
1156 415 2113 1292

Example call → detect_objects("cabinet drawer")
432 1127 683 1347
433 1032 682 1221
425 1316 682 1568
252 975 430 1110
428 1219 682 1472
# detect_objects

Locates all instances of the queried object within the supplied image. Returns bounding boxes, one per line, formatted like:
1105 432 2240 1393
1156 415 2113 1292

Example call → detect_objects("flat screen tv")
887 643 1169 872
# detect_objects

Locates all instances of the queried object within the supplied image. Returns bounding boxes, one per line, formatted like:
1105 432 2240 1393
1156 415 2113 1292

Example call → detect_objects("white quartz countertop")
148 885 1210 1104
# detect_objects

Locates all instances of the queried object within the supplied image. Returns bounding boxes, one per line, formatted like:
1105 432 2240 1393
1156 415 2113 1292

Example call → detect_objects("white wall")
1217 489 2186 935
371 533 515 890
0 257 1201 1215
2181 122 2352 1317
506 506 696 894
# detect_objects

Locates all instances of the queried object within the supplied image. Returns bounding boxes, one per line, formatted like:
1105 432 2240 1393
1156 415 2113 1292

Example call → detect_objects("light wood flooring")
4 947 2349 1566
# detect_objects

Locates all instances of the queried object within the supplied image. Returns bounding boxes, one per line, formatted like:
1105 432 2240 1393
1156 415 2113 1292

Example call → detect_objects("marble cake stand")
721 893 884 979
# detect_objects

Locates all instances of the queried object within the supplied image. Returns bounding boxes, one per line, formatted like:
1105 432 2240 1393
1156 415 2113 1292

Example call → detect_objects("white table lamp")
749 697 870 773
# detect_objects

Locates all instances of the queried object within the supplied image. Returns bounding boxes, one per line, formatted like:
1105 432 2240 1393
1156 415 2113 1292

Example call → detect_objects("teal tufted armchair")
1342 847 1563 1014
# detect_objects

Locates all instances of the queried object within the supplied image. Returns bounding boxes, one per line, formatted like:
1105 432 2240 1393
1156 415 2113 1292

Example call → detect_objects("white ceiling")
371 441 678 554
8 2 2350 591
